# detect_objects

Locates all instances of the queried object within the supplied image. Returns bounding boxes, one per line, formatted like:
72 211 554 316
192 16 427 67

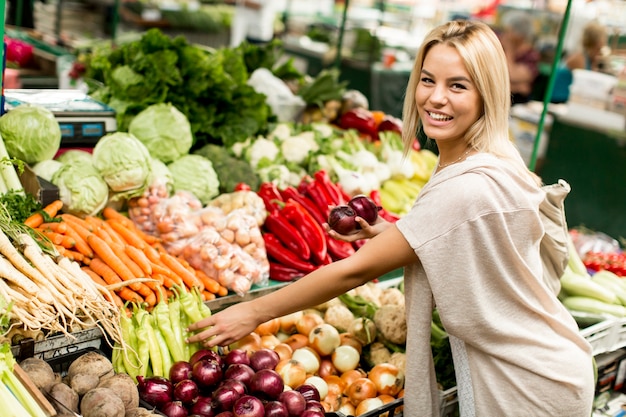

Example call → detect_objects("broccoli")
193 144 260 193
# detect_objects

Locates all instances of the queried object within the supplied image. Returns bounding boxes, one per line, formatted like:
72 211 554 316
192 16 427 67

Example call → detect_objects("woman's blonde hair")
581 21 607 51
401 20 540 184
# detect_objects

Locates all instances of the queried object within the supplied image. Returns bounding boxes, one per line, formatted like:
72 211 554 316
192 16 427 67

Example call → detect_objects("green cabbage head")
128 103 194 164
32 159 63 182
168 154 219 205
0 105 62 164
51 160 109 217
55 149 93 165
92 132 152 194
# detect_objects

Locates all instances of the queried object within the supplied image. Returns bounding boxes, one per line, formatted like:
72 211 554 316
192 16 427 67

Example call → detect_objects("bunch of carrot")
25 202 229 310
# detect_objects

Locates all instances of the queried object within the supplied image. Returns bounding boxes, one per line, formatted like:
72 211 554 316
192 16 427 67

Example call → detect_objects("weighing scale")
3 89 117 147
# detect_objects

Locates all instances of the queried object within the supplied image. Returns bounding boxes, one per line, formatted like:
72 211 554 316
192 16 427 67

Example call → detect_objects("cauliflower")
311 122 335 139
280 132 319 164
349 282 382 307
268 123 293 141
389 352 406 374
366 342 392 366
373 304 407 344
245 137 280 169
257 164 291 189
379 287 405 307
324 304 355 333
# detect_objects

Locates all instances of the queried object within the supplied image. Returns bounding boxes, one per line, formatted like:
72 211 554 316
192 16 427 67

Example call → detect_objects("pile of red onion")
328 195 381 235
137 348 325 417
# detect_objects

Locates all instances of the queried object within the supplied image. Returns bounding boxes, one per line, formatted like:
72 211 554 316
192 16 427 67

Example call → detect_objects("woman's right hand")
186 301 263 348
324 216 392 242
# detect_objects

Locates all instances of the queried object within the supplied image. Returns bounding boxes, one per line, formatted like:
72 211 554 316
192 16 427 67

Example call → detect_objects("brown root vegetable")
49 382 79 415
124 407 155 417
98 373 140 410
71 372 101 396
19 357 56 393
373 304 407 345
67 351 114 393
81 387 126 417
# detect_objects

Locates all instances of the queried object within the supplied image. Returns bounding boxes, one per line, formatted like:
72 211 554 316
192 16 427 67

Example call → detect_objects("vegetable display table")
539 103 626 240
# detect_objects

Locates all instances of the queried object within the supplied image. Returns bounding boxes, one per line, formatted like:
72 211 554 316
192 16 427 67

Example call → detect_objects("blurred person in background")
551 20 610 103
499 10 541 105
229 0 276 47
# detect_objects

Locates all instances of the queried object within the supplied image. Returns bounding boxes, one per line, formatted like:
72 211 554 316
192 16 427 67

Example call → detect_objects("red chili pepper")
234 182 252 191
263 233 317 273
313 170 346 205
264 212 311 261
281 199 328 265
269 262 306 282
281 186 327 226
298 175 314 195
305 181 334 218
258 182 284 214
325 233 356 261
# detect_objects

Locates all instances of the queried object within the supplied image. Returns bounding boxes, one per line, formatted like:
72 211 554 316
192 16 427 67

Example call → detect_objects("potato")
67 351 114 382
98 373 140 410
81 387 125 417
125 407 154 417
49 382 79 414
70 372 100 396
19 357 56 393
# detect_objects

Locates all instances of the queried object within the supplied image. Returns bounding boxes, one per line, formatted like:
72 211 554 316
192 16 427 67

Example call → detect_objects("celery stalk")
0 343 46 417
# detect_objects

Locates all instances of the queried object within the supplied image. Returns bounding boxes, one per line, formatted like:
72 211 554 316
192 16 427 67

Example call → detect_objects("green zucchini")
560 266 618 305
562 296 626 317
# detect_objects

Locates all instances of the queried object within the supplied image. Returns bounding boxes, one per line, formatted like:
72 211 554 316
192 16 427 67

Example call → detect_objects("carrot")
81 266 124 308
60 213 93 232
62 249 85 263
23 200 64 228
195 269 221 294
89 257 146 305
117 287 145 305
202 290 216 301
150 263 183 287
125 244 152 276
38 221 68 234
101 220 126 247
87 234 136 282
107 220 146 249
102 207 132 226
85 215 105 229
110 242 144 279
160 252 204 291
40 230 76 249
62 223 94 258
153 273 178 289
217 285 229 297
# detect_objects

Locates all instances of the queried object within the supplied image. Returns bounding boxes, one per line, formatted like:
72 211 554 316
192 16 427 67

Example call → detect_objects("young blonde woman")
187 20 594 416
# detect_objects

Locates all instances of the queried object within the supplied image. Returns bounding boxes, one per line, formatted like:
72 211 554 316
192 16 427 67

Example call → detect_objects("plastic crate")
581 319 619 357
609 318 626 353
440 386 459 417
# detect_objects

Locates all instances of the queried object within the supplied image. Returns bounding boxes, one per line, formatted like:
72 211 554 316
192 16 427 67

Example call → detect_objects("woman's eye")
420 77 434 84
451 83 467 90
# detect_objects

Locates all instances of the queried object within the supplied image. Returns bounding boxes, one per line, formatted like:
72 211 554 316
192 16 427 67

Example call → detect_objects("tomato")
234 182 252 191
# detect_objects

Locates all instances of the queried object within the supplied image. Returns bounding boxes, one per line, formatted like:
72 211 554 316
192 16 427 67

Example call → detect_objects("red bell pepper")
269 262 306 282
234 182 252 191
263 233 317 273
281 186 327 227
281 199 328 265
264 212 311 261
339 108 379 140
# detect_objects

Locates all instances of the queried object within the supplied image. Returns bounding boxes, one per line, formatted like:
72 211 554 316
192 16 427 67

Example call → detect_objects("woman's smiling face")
416 43 483 145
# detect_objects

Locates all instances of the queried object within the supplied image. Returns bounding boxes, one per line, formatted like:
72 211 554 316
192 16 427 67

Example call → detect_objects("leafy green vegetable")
296 69 348 108
0 105 61 165
83 28 276 149
128 103 193 164
193 144 259 193
0 191 42 224
52 160 109 217
167 154 220 205
92 132 152 199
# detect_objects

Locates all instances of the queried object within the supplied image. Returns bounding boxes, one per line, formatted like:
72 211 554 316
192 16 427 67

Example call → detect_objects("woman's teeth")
429 112 452 121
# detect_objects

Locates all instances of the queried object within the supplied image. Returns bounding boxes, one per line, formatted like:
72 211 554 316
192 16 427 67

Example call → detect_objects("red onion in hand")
347 195 380 224
328 205 358 235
